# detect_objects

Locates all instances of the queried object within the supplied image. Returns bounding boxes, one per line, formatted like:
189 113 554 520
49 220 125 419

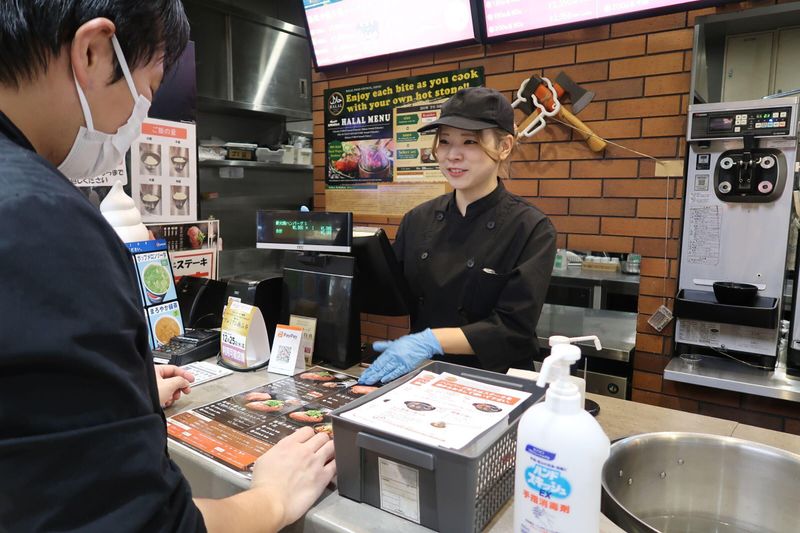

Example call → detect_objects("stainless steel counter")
664 355 800 402
537 304 637 362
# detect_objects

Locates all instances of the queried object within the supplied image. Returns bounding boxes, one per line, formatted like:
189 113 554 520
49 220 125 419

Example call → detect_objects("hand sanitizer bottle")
514 336 610 533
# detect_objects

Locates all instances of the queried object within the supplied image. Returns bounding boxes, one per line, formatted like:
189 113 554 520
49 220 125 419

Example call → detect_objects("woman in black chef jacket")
359 87 557 385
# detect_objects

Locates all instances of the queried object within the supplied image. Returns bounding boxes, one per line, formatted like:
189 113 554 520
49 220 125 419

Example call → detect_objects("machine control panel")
690 107 794 139
712 148 786 203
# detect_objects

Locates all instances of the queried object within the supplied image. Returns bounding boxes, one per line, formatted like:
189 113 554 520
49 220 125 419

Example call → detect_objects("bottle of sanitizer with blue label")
514 336 610 533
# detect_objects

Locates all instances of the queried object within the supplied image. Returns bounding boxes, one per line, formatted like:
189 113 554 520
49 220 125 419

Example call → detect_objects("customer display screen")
303 0 478 68
482 0 710 39
257 210 353 252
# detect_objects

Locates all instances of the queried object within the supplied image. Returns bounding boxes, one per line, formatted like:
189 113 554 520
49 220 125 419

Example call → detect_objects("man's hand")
154 364 194 407
251 427 336 528
358 328 443 385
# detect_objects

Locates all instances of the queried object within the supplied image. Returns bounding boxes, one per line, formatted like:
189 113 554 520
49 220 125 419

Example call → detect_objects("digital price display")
482 0 717 39
256 210 353 253
302 0 478 68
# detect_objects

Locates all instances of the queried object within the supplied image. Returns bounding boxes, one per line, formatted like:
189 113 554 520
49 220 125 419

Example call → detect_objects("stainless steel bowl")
602 432 800 533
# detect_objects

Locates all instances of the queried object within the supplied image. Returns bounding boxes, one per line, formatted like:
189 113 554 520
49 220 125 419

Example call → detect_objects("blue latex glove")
358 329 443 385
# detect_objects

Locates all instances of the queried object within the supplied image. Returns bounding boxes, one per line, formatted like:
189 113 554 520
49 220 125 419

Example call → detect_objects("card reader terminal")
152 328 220 366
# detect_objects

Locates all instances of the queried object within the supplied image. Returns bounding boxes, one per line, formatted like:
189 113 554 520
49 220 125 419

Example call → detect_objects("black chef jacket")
394 181 557 372
0 112 205 532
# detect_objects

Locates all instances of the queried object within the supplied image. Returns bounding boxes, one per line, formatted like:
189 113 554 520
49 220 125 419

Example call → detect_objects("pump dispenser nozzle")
537 335 602 388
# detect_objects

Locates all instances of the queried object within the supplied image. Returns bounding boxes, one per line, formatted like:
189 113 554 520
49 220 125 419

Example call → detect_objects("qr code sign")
276 345 292 363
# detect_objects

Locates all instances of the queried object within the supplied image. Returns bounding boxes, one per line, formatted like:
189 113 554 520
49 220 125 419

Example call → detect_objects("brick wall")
310 0 800 433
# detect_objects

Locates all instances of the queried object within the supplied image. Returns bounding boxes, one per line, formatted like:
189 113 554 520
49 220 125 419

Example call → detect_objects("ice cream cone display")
100 181 150 243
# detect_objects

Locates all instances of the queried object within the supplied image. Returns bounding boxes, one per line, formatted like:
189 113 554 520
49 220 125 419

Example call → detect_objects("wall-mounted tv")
302 0 480 69
480 0 730 40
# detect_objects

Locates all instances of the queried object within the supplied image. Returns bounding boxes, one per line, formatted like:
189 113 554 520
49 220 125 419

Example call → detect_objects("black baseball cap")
417 86 515 135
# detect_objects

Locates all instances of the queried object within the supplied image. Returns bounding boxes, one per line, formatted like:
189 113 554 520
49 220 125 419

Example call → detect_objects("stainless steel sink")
601 432 800 533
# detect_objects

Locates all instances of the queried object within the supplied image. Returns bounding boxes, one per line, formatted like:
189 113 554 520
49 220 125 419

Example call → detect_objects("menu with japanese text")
167 367 378 477
341 371 531 450
131 118 197 223
125 239 184 349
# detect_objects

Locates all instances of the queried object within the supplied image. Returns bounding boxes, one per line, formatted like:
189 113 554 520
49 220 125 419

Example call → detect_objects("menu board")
166 367 379 476
324 68 483 215
303 0 477 68
126 239 184 349
483 0 710 39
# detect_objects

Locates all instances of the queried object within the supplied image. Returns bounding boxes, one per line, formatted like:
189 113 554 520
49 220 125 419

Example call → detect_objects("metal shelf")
198 159 313 171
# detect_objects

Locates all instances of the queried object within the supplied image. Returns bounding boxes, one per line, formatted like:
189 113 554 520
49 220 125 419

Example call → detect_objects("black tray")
674 289 778 329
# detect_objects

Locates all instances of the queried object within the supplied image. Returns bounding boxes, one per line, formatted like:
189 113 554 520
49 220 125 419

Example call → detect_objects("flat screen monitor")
351 227 414 317
481 0 725 40
257 210 353 253
302 0 480 69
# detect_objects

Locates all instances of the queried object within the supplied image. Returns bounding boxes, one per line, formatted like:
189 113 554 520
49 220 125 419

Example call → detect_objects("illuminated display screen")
708 116 733 132
482 0 715 39
303 0 477 68
256 211 352 253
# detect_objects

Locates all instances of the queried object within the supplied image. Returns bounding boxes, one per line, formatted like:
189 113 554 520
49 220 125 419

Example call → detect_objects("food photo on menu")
340 370 531 450
165 367 381 475
139 142 162 175
328 139 395 183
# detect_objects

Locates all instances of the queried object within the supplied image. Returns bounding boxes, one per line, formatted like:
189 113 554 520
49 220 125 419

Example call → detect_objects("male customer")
0 2 334 531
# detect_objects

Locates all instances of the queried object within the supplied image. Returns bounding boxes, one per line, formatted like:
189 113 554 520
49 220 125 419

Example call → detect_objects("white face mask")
58 34 151 180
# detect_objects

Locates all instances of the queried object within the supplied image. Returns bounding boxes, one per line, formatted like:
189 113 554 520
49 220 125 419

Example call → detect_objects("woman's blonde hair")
430 127 517 174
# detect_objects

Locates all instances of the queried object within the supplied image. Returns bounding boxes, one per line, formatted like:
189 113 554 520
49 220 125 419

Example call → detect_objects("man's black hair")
0 0 189 88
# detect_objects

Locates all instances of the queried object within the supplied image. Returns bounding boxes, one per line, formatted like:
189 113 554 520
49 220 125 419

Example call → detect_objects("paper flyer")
290 314 318 367
166 367 378 476
146 219 220 280
341 371 531 450
131 118 197 223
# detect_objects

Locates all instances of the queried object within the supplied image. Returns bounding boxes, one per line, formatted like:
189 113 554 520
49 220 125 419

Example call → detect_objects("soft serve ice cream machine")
675 97 799 368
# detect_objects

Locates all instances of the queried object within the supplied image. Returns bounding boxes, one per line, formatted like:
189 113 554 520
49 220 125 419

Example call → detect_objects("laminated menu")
166 367 377 477
126 239 184 350
341 371 532 450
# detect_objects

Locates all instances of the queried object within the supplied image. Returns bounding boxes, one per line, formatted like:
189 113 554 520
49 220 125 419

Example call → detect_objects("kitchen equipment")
224 142 257 161
674 97 799 368
255 147 285 163
151 328 221 366
602 432 800 533
712 281 758 305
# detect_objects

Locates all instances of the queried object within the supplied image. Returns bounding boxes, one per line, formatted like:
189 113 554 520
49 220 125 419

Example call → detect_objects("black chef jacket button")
421 251 429 260
467 258 475 268
435 212 444 221
486 220 496 230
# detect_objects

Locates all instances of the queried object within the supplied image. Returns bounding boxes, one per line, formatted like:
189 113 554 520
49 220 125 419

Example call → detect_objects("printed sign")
220 299 269 369
131 118 197 223
290 315 318 367
125 239 183 349
268 324 305 376
324 68 483 215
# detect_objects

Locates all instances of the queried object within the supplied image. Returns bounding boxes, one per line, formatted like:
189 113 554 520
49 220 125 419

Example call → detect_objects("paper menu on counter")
166 367 373 477
341 371 531 450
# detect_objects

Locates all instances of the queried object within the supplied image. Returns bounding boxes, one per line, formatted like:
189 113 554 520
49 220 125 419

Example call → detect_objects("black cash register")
256 210 413 368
